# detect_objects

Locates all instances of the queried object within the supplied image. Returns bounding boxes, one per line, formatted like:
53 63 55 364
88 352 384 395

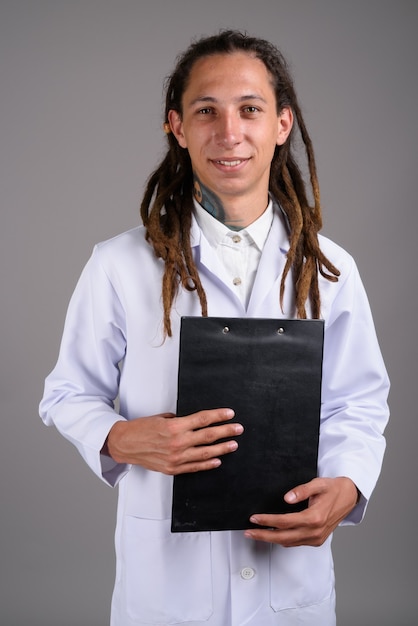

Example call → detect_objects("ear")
168 109 187 149
276 107 293 146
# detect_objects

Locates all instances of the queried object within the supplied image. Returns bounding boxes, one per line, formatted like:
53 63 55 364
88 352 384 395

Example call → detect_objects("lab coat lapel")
247 208 290 316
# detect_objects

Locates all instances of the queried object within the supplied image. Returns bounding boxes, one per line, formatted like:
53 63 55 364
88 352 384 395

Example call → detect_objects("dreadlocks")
140 30 340 337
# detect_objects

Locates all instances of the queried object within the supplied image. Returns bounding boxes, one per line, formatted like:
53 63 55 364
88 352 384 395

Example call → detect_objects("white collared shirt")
194 199 274 308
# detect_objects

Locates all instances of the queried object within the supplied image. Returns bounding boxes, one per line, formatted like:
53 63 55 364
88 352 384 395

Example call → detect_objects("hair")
140 29 340 337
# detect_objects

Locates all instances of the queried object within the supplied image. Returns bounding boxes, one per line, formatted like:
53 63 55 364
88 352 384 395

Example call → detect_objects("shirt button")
233 277 242 286
232 235 241 244
240 567 255 580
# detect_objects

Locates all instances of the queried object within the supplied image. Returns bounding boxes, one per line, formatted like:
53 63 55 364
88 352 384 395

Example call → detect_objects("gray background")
1 1 416 624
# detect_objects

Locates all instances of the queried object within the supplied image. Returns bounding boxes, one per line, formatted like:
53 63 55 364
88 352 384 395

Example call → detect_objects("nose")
214 112 243 148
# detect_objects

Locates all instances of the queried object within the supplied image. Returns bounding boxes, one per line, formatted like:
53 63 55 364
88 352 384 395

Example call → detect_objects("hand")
244 477 359 547
105 408 243 475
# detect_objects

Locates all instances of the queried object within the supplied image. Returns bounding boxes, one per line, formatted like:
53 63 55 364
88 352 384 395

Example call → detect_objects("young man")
40 31 389 626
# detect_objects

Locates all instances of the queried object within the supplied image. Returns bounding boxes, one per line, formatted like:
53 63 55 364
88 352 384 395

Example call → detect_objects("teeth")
217 160 243 167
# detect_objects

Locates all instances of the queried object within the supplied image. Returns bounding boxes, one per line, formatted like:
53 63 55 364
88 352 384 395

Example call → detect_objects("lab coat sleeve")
39 246 130 487
318 252 390 525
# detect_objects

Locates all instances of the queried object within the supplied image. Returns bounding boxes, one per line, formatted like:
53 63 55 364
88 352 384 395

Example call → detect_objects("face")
168 52 293 217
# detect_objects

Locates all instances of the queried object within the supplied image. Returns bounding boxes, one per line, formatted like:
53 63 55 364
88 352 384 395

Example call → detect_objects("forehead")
183 52 276 103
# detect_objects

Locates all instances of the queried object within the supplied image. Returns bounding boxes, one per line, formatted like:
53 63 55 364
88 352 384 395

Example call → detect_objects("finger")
166 436 241 473
189 437 240 461
192 421 244 446
244 526 313 547
167 456 223 475
168 439 241 474
284 477 326 504
186 408 236 430
244 527 287 543
248 512 307 530
162 409 239 447
245 512 322 547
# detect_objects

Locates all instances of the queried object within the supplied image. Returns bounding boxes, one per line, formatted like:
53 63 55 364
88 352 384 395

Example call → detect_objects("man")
40 30 389 625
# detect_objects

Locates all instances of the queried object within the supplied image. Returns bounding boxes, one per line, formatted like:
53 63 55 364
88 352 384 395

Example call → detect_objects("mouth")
212 158 250 168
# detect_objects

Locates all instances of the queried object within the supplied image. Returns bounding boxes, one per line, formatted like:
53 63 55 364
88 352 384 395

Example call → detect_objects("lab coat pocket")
270 539 334 611
124 466 173 520
122 516 213 624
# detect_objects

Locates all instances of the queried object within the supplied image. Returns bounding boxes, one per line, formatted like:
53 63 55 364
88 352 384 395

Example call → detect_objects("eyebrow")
187 94 268 107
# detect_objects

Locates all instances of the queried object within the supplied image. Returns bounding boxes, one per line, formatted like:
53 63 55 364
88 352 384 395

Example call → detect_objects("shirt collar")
193 198 274 252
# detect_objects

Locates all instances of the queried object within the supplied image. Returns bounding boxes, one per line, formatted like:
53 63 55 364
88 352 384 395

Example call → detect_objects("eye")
197 107 214 115
242 106 260 114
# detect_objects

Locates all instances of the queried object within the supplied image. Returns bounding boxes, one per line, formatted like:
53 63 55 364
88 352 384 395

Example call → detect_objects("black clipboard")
171 317 324 532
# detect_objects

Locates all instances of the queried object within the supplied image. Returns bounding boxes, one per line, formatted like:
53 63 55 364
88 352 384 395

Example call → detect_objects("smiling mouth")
214 159 248 167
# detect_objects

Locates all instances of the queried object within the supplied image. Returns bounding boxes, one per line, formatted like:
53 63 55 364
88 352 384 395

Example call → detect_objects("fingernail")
285 491 297 503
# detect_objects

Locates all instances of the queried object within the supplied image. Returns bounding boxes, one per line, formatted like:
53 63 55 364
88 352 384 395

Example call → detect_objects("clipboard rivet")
222 326 230 334
277 327 285 334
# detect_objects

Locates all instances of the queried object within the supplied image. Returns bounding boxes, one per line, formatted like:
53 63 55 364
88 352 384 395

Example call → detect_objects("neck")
193 174 267 231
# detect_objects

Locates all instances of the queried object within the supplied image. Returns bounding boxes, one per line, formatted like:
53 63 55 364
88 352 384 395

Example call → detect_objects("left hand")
244 477 359 547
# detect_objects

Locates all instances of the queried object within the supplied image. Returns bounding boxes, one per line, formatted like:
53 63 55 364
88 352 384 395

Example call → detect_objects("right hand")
105 408 243 475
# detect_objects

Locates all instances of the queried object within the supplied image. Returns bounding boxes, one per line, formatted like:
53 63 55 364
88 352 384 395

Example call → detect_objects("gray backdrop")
1 1 416 624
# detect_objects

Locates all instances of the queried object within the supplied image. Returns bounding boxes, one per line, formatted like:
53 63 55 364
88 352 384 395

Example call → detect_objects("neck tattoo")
193 174 244 231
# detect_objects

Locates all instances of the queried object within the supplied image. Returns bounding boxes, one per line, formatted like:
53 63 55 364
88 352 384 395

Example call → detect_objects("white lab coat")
40 206 389 626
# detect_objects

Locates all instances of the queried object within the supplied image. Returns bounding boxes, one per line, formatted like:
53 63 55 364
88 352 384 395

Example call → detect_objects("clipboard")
171 317 324 532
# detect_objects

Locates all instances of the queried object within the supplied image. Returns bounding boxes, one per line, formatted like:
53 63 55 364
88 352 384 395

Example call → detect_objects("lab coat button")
240 567 255 580
233 277 242 286
232 235 241 243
